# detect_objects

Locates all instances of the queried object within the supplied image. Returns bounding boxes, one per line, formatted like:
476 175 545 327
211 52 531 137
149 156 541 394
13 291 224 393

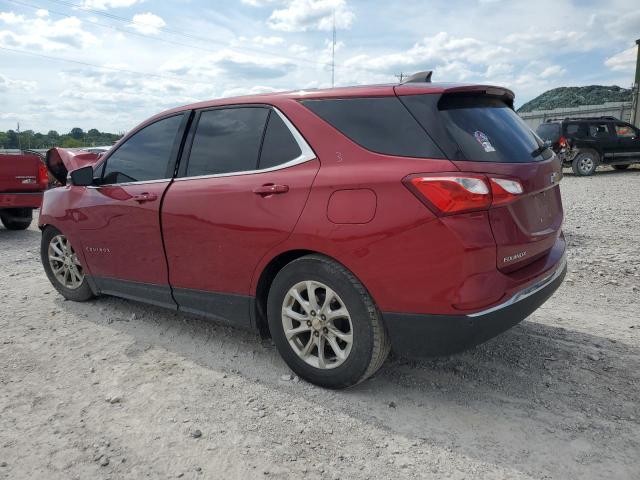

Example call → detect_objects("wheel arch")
252 249 376 338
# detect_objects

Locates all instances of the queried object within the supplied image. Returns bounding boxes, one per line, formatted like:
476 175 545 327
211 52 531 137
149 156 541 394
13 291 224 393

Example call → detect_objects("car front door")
613 122 640 163
75 113 189 308
161 106 318 326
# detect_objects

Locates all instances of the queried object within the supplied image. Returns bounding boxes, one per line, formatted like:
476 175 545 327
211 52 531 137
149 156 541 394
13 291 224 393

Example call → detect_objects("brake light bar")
404 173 523 215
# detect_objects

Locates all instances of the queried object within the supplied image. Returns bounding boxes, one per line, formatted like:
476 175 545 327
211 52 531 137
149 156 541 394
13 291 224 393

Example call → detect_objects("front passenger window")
102 114 185 184
615 124 636 138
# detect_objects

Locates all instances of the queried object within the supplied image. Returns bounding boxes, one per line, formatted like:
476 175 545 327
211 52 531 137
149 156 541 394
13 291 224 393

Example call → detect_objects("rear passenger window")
301 97 444 158
588 123 610 138
258 111 302 169
186 108 269 176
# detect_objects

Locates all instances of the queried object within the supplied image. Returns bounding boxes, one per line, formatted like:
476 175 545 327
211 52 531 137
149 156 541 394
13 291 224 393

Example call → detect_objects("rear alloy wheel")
572 151 598 176
613 164 630 171
41 227 95 302
267 254 390 389
281 280 354 369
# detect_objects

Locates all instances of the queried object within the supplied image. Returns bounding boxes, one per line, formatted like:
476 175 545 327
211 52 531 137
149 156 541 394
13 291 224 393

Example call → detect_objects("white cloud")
241 0 281 5
605 47 637 73
35 9 49 18
540 65 566 79
0 11 98 51
80 0 143 10
0 74 36 92
268 0 354 32
129 12 166 35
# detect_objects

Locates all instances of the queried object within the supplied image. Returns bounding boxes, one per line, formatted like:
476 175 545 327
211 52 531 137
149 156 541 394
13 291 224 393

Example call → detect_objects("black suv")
536 117 640 176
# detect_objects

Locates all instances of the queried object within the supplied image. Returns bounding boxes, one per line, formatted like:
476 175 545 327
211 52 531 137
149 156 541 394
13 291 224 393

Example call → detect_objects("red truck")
0 152 49 230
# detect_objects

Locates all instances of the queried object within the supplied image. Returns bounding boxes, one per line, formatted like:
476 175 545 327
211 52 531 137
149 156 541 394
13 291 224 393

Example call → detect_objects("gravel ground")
1 166 639 479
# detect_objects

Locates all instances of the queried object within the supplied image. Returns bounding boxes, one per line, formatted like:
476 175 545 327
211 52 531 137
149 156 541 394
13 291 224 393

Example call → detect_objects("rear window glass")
565 122 587 138
301 97 444 158
401 94 552 163
536 123 561 142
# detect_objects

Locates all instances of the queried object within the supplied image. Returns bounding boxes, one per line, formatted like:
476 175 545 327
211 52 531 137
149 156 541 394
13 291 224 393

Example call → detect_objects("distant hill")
517 85 632 113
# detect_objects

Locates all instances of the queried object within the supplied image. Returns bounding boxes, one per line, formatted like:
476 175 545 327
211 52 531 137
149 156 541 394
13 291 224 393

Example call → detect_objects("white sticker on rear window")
474 131 496 153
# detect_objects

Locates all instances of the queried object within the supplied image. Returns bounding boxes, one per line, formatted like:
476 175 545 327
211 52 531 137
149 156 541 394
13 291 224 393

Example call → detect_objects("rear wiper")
530 142 551 158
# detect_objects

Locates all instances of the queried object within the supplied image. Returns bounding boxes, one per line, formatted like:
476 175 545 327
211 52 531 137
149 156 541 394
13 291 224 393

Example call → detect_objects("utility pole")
631 38 640 128
396 73 406 83
16 122 22 151
331 9 336 88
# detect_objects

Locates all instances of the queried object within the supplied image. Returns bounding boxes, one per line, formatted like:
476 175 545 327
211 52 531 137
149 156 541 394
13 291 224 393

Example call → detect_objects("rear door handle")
253 184 289 196
132 192 158 203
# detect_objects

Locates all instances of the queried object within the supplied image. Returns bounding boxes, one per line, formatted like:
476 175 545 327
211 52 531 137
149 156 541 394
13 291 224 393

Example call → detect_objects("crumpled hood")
45 147 102 185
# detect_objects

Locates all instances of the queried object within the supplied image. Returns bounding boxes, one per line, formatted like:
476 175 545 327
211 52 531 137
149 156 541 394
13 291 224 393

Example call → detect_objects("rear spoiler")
45 147 103 185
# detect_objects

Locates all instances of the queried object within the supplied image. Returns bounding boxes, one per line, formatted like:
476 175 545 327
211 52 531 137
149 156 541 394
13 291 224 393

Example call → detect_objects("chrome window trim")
173 106 316 182
467 253 567 318
87 178 172 189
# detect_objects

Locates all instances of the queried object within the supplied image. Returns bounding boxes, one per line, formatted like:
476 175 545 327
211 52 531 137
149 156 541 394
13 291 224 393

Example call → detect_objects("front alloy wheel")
41 226 95 302
48 234 84 289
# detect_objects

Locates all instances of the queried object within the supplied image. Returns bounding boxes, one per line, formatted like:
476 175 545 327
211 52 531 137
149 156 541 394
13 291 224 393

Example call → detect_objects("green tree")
70 128 84 140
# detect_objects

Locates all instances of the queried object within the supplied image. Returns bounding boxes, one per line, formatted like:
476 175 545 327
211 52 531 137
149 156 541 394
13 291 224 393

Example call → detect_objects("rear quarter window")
301 97 444 158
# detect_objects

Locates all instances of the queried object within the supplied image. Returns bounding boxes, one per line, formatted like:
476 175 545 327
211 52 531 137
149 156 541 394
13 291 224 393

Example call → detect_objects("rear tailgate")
398 86 564 273
0 153 44 192
452 158 563 272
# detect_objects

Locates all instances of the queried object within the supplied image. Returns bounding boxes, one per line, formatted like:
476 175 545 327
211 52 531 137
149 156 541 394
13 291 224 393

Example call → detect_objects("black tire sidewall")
267 257 376 389
41 226 94 302
1 208 32 230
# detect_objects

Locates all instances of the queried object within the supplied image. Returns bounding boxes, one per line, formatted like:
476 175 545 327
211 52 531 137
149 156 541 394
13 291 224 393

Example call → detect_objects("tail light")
37 161 49 189
404 173 523 216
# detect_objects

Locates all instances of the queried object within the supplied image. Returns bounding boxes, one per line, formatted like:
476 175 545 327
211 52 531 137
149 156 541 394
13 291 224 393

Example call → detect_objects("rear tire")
267 254 390 389
613 164 630 171
1 208 32 230
572 150 599 176
41 226 95 302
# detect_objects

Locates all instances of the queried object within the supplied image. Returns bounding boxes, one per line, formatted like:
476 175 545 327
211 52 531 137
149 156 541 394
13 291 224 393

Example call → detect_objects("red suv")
40 79 566 388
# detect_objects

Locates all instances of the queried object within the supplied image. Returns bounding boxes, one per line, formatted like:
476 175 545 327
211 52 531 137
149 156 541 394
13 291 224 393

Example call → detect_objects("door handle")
253 183 289 196
132 192 158 203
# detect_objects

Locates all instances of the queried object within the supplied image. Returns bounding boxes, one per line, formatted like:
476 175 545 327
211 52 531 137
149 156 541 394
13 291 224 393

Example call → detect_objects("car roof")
150 82 514 121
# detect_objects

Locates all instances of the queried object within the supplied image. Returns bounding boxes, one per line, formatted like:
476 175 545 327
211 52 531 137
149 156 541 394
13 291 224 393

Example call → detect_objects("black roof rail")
401 71 432 83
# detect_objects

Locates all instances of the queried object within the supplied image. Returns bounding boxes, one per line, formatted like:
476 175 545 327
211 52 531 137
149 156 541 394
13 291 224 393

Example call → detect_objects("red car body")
40 82 566 357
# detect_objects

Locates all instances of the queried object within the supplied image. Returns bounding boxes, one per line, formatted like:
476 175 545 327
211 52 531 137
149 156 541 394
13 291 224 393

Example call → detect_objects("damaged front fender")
45 148 103 185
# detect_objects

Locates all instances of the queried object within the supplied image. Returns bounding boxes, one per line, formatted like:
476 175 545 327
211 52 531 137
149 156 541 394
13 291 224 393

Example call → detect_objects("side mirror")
69 165 95 186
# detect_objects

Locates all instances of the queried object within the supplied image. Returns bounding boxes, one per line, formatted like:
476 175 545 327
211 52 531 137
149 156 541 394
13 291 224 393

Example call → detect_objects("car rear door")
161 105 318 326
73 113 189 308
613 122 640 163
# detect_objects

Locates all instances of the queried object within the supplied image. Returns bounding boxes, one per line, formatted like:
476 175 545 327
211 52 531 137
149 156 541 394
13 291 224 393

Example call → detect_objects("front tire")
41 226 95 302
572 150 599 176
267 254 390 389
1 208 32 230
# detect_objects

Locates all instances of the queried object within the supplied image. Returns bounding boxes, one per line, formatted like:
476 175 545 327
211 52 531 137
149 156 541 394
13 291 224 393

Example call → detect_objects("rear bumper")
383 254 567 357
0 192 43 209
